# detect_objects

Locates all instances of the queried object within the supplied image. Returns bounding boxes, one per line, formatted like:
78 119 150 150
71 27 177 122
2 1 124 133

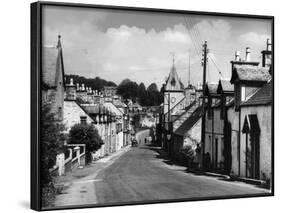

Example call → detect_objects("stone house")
227 43 272 182
203 80 234 173
204 82 224 171
103 102 124 152
240 81 272 181
42 36 65 121
216 79 234 174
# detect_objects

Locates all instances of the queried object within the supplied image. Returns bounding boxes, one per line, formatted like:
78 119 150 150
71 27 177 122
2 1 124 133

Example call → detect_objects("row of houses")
42 36 133 175
157 39 272 185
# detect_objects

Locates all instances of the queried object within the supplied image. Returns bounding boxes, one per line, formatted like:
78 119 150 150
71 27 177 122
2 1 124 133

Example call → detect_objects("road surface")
55 130 269 207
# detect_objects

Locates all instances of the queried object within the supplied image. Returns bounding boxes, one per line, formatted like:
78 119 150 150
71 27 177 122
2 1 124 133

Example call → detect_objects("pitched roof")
217 79 234 94
103 102 124 116
241 80 272 106
174 106 202 136
230 65 271 84
165 64 184 90
205 82 218 95
81 104 100 114
63 101 93 131
42 41 65 88
42 46 58 87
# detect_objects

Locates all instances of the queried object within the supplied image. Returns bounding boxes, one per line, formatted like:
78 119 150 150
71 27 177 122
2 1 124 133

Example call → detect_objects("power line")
183 16 201 58
208 54 224 78
184 16 226 79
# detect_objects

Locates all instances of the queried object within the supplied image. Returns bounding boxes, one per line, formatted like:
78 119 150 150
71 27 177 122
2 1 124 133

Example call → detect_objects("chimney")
266 38 271 51
245 47 251 62
235 51 240 61
261 38 272 68
70 78 74 86
65 78 77 101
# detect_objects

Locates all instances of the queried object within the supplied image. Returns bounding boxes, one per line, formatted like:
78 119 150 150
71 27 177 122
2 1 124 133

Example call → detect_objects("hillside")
65 74 116 91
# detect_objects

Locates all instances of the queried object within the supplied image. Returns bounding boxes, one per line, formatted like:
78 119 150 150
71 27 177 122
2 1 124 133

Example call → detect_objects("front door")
250 133 260 179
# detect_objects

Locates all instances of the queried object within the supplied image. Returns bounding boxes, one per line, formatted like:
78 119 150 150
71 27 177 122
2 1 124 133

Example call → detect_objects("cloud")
42 7 270 88
44 20 195 86
238 32 270 46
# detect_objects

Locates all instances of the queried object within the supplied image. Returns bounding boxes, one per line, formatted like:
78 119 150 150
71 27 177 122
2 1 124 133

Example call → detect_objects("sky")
42 5 272 88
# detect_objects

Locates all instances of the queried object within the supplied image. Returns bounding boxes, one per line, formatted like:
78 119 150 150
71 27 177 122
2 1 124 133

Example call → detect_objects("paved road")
94 131 269 205
54 130 269 207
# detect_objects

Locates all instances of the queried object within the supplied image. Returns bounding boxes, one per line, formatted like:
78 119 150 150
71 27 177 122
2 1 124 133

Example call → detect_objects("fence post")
74 146 81 166
56 153 65 176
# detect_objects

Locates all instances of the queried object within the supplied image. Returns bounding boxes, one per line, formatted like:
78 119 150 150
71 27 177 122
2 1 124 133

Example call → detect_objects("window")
234 84 241 110
207 108 213 119
58 106 63 119
241 86 246 102
80 116 87 124
220 95 225 120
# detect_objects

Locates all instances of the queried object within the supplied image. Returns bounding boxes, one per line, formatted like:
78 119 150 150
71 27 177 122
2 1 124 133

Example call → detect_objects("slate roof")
205 82 218 95
174 106 202 136
103 102 124 116
230 65 271 84
81 104 101 114
241 80 272 106
217 79 234 94
42 43 65 88
42 46 58 87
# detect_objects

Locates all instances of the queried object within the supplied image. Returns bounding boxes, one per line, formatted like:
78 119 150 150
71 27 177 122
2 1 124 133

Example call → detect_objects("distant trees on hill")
117 79 163 106
65 74 116 91
65 75 163 106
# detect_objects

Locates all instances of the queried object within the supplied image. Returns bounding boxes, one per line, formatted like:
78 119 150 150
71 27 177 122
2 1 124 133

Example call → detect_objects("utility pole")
201 41 208 171
188 49 191 86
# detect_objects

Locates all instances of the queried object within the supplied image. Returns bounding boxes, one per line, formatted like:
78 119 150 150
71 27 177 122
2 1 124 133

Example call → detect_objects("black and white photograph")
31 1 274 210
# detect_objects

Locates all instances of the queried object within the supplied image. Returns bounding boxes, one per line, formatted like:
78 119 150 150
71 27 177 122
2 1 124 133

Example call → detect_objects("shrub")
40 104 66 207
179 145 195 166
40 104 66 187
68 123 103 164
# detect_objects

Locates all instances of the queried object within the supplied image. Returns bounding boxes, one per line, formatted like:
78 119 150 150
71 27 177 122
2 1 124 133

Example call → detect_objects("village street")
55 130 269 207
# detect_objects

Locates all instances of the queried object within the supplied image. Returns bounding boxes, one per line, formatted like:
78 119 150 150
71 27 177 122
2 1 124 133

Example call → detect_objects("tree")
138 82 147 106
119 78 132 86
147 83 161 106
117 80 139 102
68 123 103 164
65 74 117 91
40 104 66 187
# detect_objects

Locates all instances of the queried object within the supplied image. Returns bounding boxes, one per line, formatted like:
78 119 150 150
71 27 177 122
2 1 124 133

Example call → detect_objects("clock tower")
163 55 185 115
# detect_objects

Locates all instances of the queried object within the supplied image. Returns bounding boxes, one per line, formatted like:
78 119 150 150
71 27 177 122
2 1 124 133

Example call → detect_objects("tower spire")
170 52 175 68
56 34 61 49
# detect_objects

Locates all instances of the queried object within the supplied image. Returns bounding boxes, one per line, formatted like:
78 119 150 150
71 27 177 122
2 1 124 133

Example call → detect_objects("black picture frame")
31 1 274 211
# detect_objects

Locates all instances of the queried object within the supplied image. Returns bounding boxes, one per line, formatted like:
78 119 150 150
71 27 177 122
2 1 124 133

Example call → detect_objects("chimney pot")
266 38 271 51
235 51 240 61
70 78 73 86
245 47 251 62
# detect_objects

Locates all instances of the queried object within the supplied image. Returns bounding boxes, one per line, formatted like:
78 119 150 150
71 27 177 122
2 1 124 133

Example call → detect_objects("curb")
204 172 231 179
94 145 131 163
230 175 267 186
